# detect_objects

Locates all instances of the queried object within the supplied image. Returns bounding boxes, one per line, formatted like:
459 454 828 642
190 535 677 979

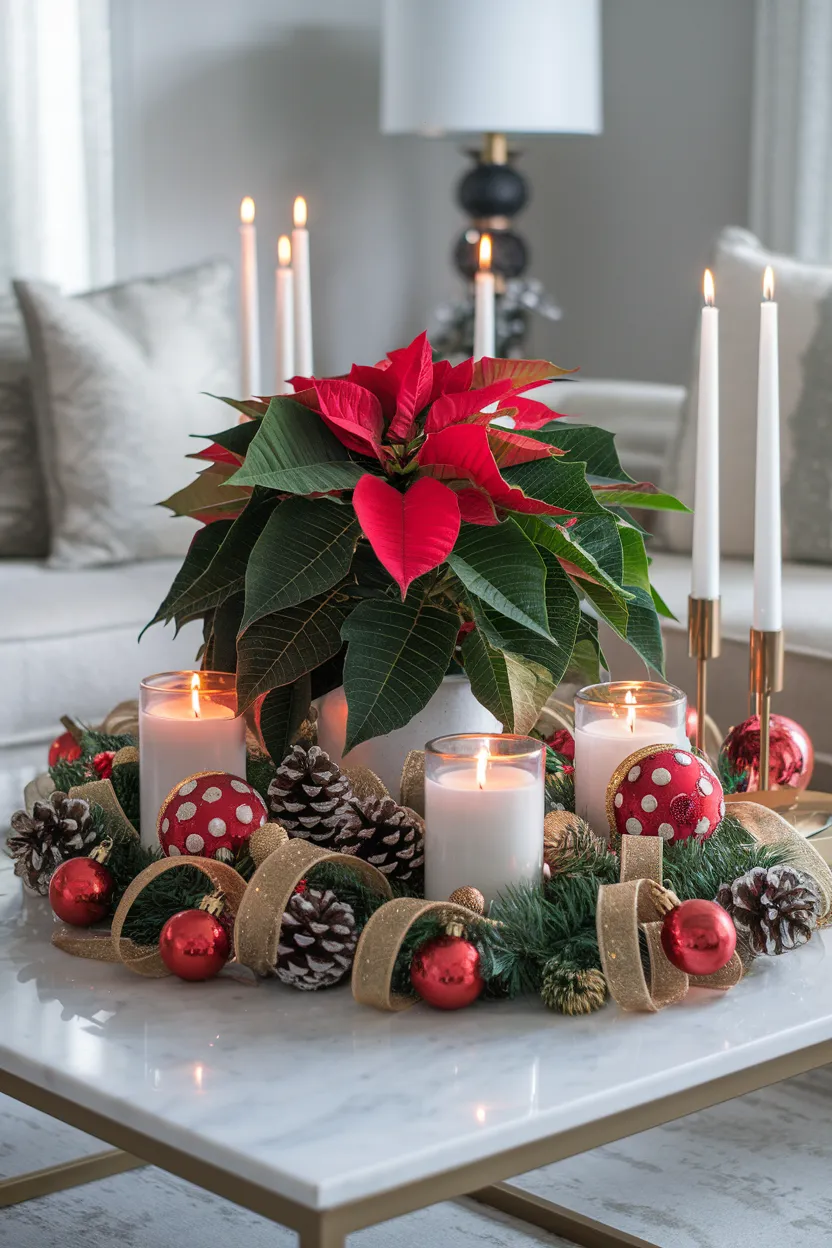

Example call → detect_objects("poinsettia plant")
147 332 685 760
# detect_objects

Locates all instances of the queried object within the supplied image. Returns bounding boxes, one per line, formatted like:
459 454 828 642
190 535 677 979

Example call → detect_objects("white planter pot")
315 675 501 798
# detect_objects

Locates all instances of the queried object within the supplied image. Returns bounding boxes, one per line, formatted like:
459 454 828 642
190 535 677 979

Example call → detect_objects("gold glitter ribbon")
351 897 485 1012
399 750 425 815
597 838 744 1013
52 856 246 976
69 777 139 842
233 838 392 977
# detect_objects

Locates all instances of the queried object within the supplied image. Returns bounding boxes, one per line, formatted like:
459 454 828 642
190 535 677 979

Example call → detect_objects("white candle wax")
574 716 689 841
275 237 295 394
753 275 782 631
292 197 313 377
473 270 496 361
691 285 719 599
139 695 246 850
425 764 543 908
239 198 260 397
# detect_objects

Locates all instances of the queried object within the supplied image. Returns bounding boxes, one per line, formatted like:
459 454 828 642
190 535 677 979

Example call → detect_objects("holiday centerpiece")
145 332 685 787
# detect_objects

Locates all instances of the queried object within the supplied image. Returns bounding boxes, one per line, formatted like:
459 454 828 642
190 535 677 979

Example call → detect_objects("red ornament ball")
661 898 737 976
157 771 268 863
49 857 114 926
411 932 484 1010
159 908 230 980
718 714 814 793
48 731 82 767
607 744 724 843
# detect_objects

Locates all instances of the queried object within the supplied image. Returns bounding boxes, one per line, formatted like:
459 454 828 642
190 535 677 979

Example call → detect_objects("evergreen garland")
247 751 278 804
111 761 140 830
544 746 575 813
120 864 212 946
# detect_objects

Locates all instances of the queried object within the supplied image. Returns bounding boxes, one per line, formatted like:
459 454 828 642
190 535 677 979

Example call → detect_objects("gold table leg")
471 1182 660 1248
0 1149 143 1207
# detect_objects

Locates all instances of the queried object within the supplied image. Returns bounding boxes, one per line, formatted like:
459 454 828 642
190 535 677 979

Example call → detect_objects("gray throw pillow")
15 260 238 567
0 293 50 557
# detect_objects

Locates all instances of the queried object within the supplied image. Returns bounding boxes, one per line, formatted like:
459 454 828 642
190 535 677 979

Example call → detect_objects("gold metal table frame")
3 1037 831 1248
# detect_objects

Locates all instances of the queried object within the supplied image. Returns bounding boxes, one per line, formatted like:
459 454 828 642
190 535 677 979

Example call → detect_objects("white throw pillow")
0 293 50 557
662 227 832 563
15 261 238 567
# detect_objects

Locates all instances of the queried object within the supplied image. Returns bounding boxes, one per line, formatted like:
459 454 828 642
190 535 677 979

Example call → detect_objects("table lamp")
380 0 602 286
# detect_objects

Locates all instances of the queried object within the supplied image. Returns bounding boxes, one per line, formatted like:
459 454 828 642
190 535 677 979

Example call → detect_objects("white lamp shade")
381 0 602 136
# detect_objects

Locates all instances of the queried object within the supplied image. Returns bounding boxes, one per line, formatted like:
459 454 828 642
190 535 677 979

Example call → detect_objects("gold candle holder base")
688 597 721 754
749 628 785 791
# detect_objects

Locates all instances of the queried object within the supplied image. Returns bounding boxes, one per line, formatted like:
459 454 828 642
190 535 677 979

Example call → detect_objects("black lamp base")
453 132 529 284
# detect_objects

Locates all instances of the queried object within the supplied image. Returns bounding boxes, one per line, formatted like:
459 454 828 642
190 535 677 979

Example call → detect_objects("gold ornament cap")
89 837 113 865
198 890 226 918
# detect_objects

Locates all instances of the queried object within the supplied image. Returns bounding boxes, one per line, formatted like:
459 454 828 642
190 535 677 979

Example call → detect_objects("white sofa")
546 379 832 790
0 560 199 815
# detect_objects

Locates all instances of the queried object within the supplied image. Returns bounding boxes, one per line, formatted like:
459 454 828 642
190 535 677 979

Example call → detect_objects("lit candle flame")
625 689 636 734
240 196 255 225
277 235 292 267
703 268 715 307
478 233 492 272
194 1063 204 1090
191 672 201 719
763 265 775 301
476 744 489 789
293 195 307 228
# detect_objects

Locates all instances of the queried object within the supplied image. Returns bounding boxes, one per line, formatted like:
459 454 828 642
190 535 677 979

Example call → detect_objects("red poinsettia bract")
292 332 571 597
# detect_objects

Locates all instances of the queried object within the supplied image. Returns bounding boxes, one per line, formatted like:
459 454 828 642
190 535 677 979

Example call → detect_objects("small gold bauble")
448 886 486 916
249 822 290 866
112 745 139 768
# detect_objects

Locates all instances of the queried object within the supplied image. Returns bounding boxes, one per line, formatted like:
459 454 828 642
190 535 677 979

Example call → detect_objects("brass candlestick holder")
749 628 785 791
688 597 721 754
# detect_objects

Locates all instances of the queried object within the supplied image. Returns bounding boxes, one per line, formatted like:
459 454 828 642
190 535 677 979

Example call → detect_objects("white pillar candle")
573 684 688 840
473 233 496 361
139 672 246 850
275 234 295 394
425 739 544 909
691 269 720 599
239 196 260 398
753 266 782 631
292 195 313 377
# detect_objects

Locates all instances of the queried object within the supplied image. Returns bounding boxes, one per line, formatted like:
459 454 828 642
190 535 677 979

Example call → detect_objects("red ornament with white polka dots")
157 771 268 863
606 744 725 844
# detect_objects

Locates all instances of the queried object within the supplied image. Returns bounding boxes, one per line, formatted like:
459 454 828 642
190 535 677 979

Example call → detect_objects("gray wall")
110 0 755 387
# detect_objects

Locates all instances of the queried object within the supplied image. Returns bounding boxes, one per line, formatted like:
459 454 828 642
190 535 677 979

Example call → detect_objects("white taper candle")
691 269 720 599
753 266 782 631
473 233 496 361
275 235 295 394
239 197 260 397
292 196 313 377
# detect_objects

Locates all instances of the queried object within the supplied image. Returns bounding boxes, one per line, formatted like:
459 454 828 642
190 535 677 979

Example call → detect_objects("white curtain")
750 0 832 262
0 0 114 292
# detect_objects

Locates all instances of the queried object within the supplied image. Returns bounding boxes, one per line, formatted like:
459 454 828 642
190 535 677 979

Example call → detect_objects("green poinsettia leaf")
590 481 688 511
211 593 245 672
194 417 262 457
228 395 372 494
570 515 624 585
142 520 232 637
531 424 634 482
258 675 312 765
161 491 276 624
236 585 353 710
518 517 633 627
462 628 554 734
622 585 666 675
341 595 459 752
650 580 677 621
565 612 607 685
207 394 269 422
447 519 551 641
241 497 361 633
161 464 251 520
619 523 652 594
501 458 607 517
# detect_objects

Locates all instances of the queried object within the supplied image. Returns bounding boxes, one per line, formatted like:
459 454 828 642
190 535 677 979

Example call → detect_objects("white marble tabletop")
1 856 831 1212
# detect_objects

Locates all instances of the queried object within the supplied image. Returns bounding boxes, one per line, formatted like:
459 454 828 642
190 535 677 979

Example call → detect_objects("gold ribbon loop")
233 839 392 977
69 778 139 842
352 897 484 1012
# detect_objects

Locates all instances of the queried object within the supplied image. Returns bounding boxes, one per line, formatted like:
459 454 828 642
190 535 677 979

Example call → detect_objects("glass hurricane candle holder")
139 671 246 850
424 734 545 909
573 681 688 840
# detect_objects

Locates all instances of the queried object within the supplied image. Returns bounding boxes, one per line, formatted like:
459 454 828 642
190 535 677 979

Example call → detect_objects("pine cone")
275 887 357 990
267 745 354 845
717 865 821 956
335 795 424 885
7 792 96 894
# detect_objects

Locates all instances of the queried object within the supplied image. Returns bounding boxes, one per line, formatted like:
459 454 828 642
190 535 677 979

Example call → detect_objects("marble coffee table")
1 853 831 1248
